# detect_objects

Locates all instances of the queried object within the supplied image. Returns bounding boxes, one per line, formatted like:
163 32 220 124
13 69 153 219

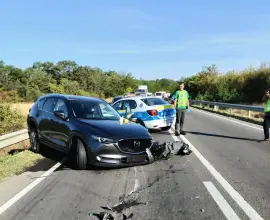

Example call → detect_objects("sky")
0 0 270 80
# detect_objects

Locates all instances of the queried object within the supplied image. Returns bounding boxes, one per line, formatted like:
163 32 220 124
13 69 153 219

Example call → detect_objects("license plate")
127 155 146 162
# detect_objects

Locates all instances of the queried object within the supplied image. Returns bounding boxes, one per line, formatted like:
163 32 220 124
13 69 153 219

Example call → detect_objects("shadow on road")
186 131 260 142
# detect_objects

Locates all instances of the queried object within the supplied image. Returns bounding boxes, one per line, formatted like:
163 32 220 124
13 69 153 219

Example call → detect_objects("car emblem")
133 141 140 148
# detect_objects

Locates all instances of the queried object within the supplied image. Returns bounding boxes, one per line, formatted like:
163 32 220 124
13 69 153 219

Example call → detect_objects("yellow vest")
264 99 270 112
176 90 188 109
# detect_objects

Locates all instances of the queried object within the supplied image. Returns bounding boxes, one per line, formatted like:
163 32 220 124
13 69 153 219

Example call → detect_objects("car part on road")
147 140 192 163
90 211 133 220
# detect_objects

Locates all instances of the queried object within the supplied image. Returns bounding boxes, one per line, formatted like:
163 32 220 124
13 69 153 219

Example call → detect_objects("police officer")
174 82 189 136
262 89 270 141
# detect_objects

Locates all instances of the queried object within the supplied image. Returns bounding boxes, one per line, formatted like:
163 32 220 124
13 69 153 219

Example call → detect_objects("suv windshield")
71 99 121 120
155 93 162 96
141 98 168 106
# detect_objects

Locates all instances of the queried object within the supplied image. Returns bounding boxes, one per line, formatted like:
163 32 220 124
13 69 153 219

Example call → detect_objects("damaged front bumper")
90 139 192 168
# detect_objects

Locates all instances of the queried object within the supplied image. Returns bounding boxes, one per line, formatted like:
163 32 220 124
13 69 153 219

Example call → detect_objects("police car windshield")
141 98 168 106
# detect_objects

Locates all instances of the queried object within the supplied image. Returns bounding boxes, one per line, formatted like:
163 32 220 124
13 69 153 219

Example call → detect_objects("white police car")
112 96 176 130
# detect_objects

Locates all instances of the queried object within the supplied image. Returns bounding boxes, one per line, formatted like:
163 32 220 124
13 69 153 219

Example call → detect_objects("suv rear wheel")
29 128 40 153
76 139 88 170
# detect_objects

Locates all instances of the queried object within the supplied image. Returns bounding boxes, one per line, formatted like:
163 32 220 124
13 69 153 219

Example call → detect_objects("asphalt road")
1 108 269 220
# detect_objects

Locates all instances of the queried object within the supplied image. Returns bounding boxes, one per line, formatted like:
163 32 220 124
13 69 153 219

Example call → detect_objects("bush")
0 104 25 135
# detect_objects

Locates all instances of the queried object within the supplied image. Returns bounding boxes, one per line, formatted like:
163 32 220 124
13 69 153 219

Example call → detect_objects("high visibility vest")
176 90 188 109
264 99 270 112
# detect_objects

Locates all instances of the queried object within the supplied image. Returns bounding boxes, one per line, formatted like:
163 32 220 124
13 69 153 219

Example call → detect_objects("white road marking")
203 181 241 220
192 108 263 131
169 129 264 220
129 167 139 195
0 158 67 215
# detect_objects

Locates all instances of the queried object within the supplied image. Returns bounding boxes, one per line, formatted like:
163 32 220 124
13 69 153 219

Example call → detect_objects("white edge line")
192 107 263 131
169 129 264 220
0 157 67 215
203 181 241 220
129 167 139 195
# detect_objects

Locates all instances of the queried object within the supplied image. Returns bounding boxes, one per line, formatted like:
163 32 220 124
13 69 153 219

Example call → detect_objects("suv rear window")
141 98 168 106
37 98 46 110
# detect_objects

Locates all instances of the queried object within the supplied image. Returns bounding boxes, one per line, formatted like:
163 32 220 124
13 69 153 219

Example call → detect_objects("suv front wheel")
29 128 40 153
76 139 88 170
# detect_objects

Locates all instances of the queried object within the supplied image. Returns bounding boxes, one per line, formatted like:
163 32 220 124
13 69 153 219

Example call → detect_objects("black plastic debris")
90 211 133 220
147 140 192 163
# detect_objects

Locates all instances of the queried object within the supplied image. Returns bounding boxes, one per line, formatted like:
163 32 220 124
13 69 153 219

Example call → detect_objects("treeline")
185 64 270 104
0 60 179 102
0 60 270 104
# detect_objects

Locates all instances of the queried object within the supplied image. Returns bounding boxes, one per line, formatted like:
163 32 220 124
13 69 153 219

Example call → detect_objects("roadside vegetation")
184 64 270 103
0 104 26 135
192 104 264 125
0 150 43 182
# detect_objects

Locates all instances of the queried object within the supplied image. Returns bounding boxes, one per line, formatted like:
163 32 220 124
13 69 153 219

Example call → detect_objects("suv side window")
43 98 56 113
54 99 68 115
38 98 46 110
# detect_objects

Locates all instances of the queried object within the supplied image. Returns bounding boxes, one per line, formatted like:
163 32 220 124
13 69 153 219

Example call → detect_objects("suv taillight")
147 109 158 116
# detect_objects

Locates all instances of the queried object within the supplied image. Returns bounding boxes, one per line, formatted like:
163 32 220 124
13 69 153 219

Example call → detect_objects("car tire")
29 128 40 153
76 139 88 170
161 126 171 131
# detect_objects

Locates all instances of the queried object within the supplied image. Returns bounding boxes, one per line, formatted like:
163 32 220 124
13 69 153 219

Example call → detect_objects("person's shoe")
175 132 180 136
259 139 269 142
180 131 187 135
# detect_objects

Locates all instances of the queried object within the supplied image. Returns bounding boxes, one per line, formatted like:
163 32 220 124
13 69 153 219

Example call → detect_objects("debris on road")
90 209 134 220
147 140 192 164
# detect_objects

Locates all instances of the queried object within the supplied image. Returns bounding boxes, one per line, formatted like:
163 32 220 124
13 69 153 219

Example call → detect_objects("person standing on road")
262 89 270 142
174 82 189 136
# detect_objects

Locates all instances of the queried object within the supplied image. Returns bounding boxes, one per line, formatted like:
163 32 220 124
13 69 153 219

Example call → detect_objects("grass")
192 104 264 125
0 150 43 182
10 102 34 117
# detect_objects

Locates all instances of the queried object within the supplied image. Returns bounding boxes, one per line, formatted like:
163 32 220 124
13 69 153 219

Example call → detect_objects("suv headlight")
92 135 116 144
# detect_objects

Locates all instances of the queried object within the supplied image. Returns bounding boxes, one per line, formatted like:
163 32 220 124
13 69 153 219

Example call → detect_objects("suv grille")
118 139 152 153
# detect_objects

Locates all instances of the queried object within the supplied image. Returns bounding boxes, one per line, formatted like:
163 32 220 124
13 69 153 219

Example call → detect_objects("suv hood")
78 119 151 139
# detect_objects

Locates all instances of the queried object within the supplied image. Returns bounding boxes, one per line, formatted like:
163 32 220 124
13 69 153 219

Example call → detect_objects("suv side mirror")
54 110 67 120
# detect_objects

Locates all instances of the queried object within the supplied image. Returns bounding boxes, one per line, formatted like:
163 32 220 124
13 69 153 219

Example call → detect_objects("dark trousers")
175 109 186 133
263 113 270 139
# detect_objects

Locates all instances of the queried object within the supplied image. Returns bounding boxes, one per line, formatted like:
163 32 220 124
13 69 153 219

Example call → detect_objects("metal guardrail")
0 129 29 150
190 100 264 115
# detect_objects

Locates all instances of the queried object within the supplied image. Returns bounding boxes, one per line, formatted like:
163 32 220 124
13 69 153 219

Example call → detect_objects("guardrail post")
248 111 251 118
229 108 232 114
214 105 219 111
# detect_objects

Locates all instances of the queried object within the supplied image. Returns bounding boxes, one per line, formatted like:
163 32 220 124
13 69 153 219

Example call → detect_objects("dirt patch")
10 103 33 117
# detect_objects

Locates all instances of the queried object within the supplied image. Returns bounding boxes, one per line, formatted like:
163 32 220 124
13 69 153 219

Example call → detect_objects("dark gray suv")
27 94 153 170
